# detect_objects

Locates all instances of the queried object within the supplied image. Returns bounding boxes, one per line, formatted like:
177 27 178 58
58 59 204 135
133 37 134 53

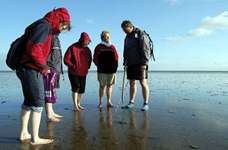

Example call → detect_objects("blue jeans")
16 66 44 112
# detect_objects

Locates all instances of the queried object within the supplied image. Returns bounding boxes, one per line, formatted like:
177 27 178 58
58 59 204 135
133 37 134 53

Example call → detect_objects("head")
44 7 71 34
78 32 91 47
121 20 134 35
100 30 110 43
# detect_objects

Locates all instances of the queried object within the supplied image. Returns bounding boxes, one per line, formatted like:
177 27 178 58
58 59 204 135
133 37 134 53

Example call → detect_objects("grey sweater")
47 35 63 74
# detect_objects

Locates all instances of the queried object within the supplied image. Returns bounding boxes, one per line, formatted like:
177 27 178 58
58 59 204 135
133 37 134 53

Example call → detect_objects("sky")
0 0 228 71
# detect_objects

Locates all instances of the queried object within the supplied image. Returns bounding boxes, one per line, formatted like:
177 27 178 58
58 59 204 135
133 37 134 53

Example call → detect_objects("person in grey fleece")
121 20 150 111
45 34 64 122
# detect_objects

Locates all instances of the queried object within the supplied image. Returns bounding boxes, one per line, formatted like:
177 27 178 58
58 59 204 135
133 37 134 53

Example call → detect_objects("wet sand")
0 71 228 150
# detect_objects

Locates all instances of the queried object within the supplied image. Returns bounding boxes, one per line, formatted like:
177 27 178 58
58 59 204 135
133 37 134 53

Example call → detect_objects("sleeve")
89 49 92 69
123 38 127 66
93 45 99 66
64 46 77 70
26 24 51 70
112 45 119 66
47 36 57 66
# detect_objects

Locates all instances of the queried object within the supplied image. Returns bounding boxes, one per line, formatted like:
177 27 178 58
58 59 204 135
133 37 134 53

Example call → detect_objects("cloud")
165 11 228 42
163 36 188 42
85 19 94 24
187 11 228 37
164 0 183 5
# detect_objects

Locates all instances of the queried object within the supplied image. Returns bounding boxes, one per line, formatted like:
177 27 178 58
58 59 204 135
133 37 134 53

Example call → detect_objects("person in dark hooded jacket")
16 7 71 145
64 32 92 111
121 20 150 111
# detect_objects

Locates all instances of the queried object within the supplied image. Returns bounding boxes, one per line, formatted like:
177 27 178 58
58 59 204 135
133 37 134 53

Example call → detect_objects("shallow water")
0 71 228 150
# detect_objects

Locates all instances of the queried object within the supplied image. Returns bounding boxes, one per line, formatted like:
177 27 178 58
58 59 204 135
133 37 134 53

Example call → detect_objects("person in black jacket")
93 30 119 108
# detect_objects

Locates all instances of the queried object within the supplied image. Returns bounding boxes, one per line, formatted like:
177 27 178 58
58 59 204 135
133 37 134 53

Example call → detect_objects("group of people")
16 7 151 146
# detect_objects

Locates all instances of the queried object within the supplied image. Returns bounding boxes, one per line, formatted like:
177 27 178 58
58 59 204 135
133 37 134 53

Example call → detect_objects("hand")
124 66 128 72
47 70 51 74
140 65 146 71
40 69 51 75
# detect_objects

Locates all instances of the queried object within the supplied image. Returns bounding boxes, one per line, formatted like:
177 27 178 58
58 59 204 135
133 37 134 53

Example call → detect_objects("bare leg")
45 103 61 122
72 92 80 111
77 93 84 110
140 79 149 103
129 80 137 103
106 85 114 107
20 109 31 141
49 103 63 118
45 103 53 119
30 111 53 145
98 85 105 108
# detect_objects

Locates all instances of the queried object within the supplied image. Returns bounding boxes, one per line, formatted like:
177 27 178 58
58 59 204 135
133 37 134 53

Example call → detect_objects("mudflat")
0 71 228 150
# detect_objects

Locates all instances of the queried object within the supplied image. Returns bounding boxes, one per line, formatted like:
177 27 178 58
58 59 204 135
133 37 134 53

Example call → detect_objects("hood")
43 7 70 34
78 32 91 42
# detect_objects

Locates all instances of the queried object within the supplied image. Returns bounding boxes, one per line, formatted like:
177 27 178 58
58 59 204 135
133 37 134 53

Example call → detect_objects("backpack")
6 19 44 70
138 30 155 61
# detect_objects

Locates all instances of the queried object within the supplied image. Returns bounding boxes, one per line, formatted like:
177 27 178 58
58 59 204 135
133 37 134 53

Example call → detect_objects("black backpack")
6 19 45 70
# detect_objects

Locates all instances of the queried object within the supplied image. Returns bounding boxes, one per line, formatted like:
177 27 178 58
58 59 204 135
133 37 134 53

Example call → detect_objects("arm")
26 24 52 74
89 49 92 69
123 38 127 66
93 45 99 66
112 45 119 65
64 46 77 70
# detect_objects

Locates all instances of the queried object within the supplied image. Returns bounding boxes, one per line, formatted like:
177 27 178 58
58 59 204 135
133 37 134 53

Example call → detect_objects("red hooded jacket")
64 32 92 76
20 8 70 75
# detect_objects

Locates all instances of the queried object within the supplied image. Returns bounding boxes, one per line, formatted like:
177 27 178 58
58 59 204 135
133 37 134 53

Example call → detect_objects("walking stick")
116 62 127 111
121 69 126 104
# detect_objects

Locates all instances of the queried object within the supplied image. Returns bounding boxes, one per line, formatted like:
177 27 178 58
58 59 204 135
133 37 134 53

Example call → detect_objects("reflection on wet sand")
95 107 118 149
70 111 88 149
121 110 150 150
45 122 62 150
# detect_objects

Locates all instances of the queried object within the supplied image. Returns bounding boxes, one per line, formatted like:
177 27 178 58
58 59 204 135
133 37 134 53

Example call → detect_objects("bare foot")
78 105 84 110
19 133 31 141
107 103 114 107
73 108 81 111
46 117 61 122
52 113 63 118
30 138 53 145
98 103 102 108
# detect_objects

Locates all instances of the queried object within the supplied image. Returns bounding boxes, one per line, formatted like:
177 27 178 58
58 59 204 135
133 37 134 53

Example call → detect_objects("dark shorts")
127 65 148 80
68 74 86 93
16 66 44 108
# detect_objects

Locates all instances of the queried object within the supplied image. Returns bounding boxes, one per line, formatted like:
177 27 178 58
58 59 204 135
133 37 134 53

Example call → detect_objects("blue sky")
0 0 228 71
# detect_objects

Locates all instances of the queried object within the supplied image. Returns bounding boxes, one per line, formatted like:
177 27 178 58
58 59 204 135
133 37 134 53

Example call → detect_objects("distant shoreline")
1 70 228 73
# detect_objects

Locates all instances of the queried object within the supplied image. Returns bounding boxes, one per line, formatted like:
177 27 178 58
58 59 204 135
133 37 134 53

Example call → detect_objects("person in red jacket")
93 30 118 108
16 8 71 145
64 32 92 111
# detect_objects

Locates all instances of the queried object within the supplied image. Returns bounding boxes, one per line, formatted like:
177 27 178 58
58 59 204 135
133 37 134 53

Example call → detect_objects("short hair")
121 20 133 28
100 30 110 39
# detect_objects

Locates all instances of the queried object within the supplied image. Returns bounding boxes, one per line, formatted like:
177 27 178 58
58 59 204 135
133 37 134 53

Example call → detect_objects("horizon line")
1 70 228 73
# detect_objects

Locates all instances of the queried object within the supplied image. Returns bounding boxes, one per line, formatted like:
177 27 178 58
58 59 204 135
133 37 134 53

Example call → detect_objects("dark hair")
121 20 133 28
